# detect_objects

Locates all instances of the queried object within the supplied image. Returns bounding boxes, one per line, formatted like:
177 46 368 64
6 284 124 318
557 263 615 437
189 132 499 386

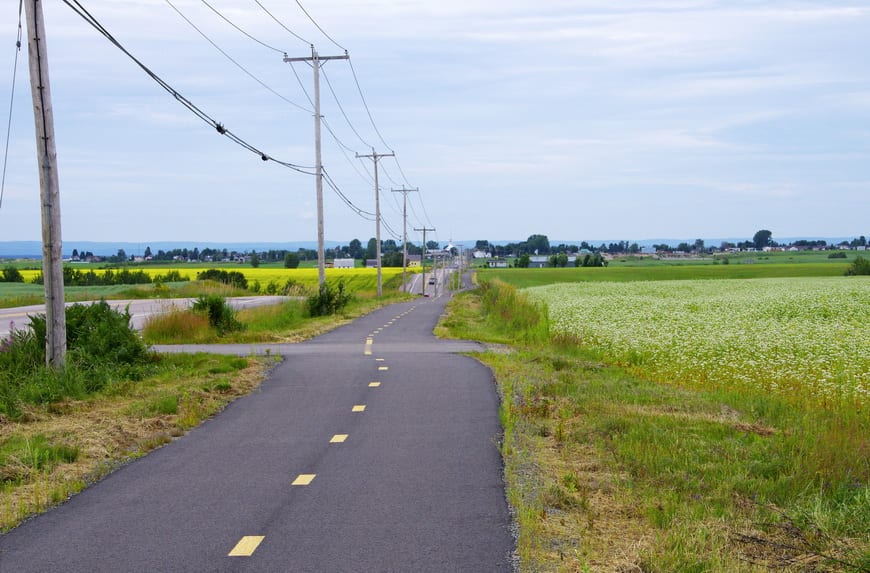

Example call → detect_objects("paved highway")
0 287 514 571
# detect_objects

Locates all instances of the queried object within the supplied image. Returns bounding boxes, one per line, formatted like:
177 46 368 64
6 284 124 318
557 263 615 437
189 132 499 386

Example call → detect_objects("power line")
164 0 311 114
62 0 315 174
200 0 285 54
346 56 392 152
252 0 310 46
0 0 24 211
321 65 372 149
293 0 345 51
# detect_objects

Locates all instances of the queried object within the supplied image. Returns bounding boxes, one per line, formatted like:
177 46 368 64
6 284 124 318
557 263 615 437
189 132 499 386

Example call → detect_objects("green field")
482 261 850 287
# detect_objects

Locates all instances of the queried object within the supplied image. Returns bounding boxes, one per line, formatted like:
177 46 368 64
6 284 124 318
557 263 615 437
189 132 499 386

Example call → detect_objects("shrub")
1 266 24 283
828 252 847 259
845 255 870 276
192 295 243 334
196 269 248 289
28 301 149 368
0 301 152 418
284 252 300 269
307 281 352 317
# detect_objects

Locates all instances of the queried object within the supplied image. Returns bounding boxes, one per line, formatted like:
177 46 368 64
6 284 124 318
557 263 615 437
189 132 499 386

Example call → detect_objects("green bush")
0 301 153 418
845 255 870 276
28 301 149 367
1 266 25 283
192 295 243 334
196 269 248 289
307 281 351 317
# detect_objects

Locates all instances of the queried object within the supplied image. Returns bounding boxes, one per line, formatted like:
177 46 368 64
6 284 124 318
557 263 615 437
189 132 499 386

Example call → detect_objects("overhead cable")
293 0 345 51
165 0 311 114
62 0 315 174
200 0 285 54
0 0 24 211
252 0 310 45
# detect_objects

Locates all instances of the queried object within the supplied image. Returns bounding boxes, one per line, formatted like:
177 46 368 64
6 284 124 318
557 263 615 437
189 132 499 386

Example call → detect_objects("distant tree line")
30 268 188 286
474 231 868 259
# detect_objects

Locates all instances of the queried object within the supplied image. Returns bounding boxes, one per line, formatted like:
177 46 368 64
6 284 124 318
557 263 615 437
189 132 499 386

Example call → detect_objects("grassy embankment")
438 270 869 572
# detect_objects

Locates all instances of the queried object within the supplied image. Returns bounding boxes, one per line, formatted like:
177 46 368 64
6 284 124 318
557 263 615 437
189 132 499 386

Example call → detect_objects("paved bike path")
0 294 514 572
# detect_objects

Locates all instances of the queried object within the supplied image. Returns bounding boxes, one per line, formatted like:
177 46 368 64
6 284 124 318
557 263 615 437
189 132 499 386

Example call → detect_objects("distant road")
0 296 290 339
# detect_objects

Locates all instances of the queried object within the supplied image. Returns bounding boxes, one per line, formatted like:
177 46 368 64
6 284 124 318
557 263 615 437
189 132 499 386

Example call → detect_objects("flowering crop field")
18 267 407 292
525 277 870 406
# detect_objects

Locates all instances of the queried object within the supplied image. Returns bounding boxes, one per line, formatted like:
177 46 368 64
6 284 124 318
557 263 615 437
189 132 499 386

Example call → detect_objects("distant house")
333 258 355 269
407 254 422 268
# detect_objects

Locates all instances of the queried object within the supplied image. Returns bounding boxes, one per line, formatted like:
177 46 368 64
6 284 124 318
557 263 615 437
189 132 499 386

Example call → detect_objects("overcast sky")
1 0 868 247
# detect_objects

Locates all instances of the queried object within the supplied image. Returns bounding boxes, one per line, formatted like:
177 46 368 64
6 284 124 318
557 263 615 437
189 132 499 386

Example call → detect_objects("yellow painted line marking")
352 405 366 412
369 382 381 388
366 338 373 345
330 434 348 443
378 366 389 371
364 349 372 356
292 474 316 486
228 536 264 557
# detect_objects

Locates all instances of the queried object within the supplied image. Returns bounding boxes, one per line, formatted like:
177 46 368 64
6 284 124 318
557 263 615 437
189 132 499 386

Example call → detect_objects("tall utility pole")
391 186 417 292
356 148 394 297
25 0 66 367
414 227 435 297
284 47 348 287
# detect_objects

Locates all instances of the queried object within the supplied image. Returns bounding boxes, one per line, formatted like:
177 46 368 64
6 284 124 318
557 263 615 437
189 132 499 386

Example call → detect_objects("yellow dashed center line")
330 434 348 443
292 474 316 486
228 536 265 557
378 366 389 371
352 405 366 412
369 382 381 388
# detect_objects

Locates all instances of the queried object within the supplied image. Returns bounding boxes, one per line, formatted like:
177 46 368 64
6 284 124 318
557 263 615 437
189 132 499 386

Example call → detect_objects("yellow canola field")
18 267 409 291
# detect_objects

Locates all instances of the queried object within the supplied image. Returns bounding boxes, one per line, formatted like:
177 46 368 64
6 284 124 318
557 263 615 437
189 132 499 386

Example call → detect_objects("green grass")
0 434 79 483
482 261 849 288
439 278 870 571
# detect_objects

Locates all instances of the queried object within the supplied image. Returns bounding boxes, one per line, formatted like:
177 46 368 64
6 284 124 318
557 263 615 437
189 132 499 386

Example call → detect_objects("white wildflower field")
525 277 870 405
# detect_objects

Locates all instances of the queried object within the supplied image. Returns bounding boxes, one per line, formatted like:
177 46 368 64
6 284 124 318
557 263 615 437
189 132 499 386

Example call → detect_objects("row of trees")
475 231 868 257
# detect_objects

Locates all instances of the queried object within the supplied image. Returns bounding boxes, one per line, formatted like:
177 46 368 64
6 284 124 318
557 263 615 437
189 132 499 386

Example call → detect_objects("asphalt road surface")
0 288 514 572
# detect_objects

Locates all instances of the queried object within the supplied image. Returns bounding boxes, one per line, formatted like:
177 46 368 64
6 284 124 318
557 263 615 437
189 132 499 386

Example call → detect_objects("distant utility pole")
391 186 417 292
284 47 348 287
415 227 435 296
356 148 394 297
25 0 66 367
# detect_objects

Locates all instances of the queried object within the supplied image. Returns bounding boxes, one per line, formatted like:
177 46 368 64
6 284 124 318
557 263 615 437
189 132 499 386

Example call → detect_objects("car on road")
428 277 436 285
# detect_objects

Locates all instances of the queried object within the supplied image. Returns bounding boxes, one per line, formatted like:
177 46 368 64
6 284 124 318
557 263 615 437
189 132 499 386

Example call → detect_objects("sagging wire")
0 0 24 211
62 0 315 174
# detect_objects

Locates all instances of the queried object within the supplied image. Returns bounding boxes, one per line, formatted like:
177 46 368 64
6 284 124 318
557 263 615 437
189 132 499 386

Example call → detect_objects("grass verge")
143 290 414 344
439 281 870 572
0 353 273 531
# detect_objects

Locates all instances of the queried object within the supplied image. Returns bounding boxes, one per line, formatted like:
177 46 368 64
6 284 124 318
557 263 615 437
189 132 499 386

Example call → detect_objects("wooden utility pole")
356 148 394 297
284 47 348 287
391 187 417 293
414 226 435 297
25 0 66 367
